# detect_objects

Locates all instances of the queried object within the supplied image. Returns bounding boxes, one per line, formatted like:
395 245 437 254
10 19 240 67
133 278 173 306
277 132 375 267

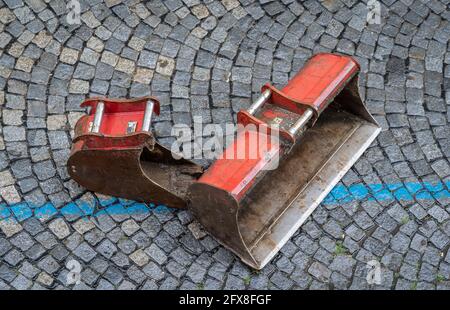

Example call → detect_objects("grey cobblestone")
308 261 331 283
0 0 448 291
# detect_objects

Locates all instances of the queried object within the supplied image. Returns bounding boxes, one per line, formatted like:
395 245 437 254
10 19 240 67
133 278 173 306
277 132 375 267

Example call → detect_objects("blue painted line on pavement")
323 180 450 205
0 180 449 223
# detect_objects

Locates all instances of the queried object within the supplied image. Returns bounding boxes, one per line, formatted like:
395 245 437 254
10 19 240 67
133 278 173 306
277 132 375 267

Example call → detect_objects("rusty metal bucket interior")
68 134 202 209
68 96 203 209
139 142 203 204
189 77 381 269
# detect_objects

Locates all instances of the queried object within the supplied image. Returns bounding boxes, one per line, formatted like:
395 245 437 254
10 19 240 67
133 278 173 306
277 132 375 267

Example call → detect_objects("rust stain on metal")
68 96 202 209
67 54 381 270
189 54 381 269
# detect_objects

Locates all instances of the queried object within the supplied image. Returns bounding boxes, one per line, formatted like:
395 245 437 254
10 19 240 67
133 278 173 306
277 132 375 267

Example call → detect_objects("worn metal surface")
189 55 381 269
1 0 449 291
190 99 380 269
68 97 202 208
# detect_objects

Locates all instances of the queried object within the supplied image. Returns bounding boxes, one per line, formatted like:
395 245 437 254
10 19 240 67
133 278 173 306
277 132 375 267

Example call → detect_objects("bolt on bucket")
68 96 202 209
188 53 381 269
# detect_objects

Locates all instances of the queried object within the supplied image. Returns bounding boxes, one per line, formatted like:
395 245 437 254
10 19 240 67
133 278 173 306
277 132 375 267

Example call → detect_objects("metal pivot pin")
91 101 104 133
288 108 314 136
247 89 271 115
141 100 154 132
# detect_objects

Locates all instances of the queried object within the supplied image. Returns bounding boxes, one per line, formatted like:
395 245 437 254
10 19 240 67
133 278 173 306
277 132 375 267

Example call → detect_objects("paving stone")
73 219 96 235
96 279 115 290
308 261 331 283
96 239 117 259
19 261 40 279
103 266 123 285
90 257 109 274
142 261 165 281
49 244 69 262
144 243 168 265
390 232 411 254
25 243 45 261
428 206 449 223
117 238 136 255
430 230 449 250
35 271 53 287
37 255 60 274
0 0 448 291
0 237 13 257
0 218 23 237
3 126 26 142
35 230 58 250
419 263 437 283
420 220 439 238
186 262 207 283
74 242 97 263
10 274 32 290
32 160 56 181
10 232 34 251
423 246 441 267
131 231 151 249
48 218 70 239
0 263 17 283
129 249 149 267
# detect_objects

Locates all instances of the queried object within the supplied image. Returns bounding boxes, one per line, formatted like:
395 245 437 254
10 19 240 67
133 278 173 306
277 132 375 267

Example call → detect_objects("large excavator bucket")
189 53 381 269
68 96 202 209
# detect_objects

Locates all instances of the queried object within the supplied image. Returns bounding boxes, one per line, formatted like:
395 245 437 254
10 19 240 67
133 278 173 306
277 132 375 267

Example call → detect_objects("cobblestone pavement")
0 0 449 290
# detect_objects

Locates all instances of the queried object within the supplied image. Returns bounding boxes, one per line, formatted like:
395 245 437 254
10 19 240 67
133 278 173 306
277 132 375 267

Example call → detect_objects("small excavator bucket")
189 53 381 269
68 96 202 209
